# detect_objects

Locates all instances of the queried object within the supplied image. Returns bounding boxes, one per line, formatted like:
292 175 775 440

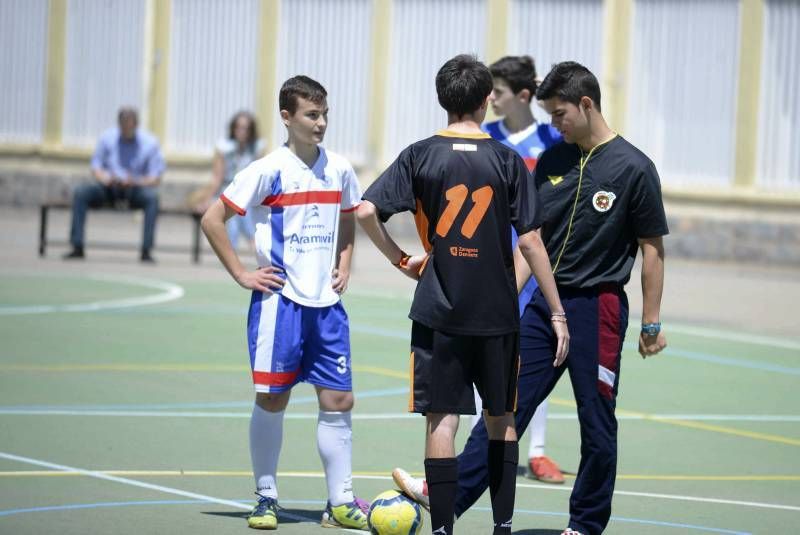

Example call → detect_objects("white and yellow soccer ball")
367 490 423 535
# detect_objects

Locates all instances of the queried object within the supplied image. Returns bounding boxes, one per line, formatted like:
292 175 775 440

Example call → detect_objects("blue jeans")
455 285 629 535
69 182 159 251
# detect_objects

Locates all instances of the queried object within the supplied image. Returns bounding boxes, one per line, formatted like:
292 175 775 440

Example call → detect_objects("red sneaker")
528 455 565 484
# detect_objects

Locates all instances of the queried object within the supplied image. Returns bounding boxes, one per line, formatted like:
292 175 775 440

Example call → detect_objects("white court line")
2 451 797 515
0 274 184 315
1 408 799 422
0 451 360 533
669 323 800 352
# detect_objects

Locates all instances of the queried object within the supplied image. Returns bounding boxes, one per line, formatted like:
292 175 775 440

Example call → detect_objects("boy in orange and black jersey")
357 54 569 535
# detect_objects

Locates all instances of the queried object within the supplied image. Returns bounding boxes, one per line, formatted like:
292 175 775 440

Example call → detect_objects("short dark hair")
117 107 138 123
435 54 493 117
536 61 602 112
227 110 259 146
278 75 327 115
489 55 538 101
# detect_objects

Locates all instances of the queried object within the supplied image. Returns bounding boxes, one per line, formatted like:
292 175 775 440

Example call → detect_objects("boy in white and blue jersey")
484 56 565 484
202 76 369 531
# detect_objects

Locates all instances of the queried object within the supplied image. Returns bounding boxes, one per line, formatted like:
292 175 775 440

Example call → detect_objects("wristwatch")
641 322 661 336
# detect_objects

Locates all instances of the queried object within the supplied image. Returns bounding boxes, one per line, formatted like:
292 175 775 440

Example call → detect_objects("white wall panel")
383 0 487 162
757 0 800 189
168 0 259 153
273 0 373 165
0 0 49 144
63 0 146 147
627 0 739 187
509 0 604 124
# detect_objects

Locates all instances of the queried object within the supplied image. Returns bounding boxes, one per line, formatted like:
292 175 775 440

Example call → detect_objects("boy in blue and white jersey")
484 56 565 484
202 76 369 531
484 56 561 173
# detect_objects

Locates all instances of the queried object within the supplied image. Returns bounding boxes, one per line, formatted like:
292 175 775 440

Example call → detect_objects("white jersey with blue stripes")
221 145 361 307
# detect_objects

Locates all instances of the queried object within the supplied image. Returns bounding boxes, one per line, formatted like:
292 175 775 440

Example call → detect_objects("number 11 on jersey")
435 184 493 239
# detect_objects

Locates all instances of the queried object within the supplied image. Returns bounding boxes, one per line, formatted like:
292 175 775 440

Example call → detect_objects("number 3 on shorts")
337 356 348 374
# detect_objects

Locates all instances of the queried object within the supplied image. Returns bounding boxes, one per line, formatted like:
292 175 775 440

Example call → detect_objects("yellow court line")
0 470 382 478
3 364 798 447
615 408 800 447
352 364 407 379
613 475 800 481
0 364 407 378
1 470 799 482
0 364 244 372
544 398 800 448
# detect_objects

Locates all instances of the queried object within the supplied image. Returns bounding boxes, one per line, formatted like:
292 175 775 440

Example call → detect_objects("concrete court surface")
0 205 798 340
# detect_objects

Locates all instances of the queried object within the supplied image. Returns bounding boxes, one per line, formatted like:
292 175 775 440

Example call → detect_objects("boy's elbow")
200 205 219 234
200 212 211 234
517 229 543 253
356 201 377 224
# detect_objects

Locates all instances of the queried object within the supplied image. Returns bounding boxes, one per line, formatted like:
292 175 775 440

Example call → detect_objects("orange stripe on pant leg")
408 351 415 412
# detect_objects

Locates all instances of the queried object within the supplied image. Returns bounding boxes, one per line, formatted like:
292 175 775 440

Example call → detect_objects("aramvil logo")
592 191 616 213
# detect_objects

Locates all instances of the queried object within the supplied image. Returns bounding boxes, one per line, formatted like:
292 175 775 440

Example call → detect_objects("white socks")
317 410 355 506
250 405 355 506
528 399 548 458
250 404 284 500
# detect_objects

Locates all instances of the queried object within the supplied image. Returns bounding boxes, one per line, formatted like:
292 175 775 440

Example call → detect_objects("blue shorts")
247 292 352 393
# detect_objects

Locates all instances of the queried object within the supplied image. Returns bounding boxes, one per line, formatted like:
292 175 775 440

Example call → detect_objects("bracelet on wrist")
641 322 661 336
551 312 566 317
392 251 411 269
551 316 567 323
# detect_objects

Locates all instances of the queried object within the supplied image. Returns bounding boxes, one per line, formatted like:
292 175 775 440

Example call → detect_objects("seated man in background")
64 107 166 263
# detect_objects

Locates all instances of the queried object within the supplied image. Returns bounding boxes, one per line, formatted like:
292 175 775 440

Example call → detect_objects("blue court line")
0 499 749 533
621 342 800 376
469 507 750 534
353 323 800 376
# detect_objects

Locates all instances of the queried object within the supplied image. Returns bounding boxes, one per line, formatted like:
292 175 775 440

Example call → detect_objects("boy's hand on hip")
331 268 349 294
236 266 285 294
398 254 426 281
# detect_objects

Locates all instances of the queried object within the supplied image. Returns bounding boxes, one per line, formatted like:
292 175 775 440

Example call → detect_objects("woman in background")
196 111 266 250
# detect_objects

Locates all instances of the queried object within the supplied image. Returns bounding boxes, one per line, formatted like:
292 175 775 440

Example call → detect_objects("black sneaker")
63 247 85 260
140 250 156 263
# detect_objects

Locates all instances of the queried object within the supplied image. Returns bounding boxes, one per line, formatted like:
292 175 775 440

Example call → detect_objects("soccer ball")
367 489 423 535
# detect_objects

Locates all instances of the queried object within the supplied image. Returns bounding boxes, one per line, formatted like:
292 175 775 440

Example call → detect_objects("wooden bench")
38 201 204 263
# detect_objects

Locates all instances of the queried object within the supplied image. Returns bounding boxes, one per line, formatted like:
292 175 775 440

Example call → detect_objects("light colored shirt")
221 145 362 307
215 137 266 191
90 127 166 182
482 120 561 171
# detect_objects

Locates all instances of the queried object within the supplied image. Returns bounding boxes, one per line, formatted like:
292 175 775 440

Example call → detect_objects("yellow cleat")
321 497 370 530
248 496 278 530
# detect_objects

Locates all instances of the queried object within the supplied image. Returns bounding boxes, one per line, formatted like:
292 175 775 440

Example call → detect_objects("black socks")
425 457 458 535
489 440 518 534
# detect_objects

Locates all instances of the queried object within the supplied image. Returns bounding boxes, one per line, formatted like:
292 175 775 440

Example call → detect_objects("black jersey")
363 130 542 335
534 135 669 288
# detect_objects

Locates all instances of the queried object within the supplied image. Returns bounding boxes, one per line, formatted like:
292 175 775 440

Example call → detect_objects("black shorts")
408 321 519 416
